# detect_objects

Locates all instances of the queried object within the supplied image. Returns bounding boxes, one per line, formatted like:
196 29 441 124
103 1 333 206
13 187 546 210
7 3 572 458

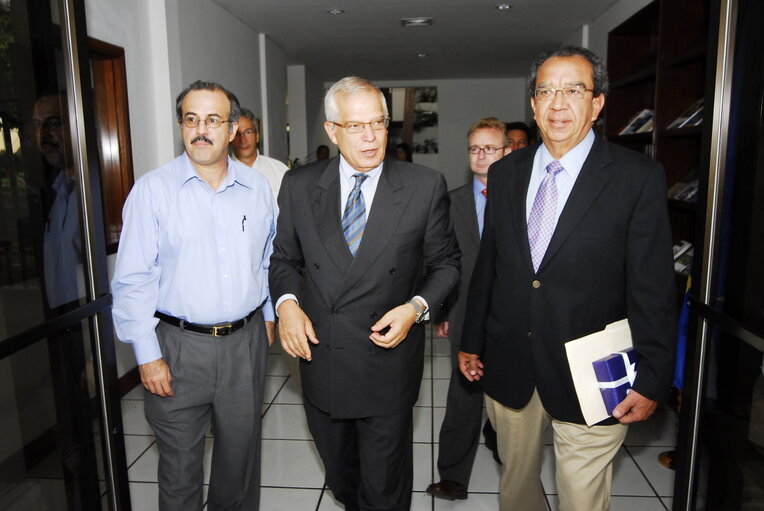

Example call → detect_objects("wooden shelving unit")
606 0 711 298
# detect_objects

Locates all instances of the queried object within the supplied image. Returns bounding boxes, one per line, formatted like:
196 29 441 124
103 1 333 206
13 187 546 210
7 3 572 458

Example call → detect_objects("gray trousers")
435 341 484 486
145 311 267 511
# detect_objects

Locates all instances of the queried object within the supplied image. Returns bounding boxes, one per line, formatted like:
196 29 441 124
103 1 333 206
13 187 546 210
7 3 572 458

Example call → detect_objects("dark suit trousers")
436 340 484 486
304 399 413 511
145 313 267 511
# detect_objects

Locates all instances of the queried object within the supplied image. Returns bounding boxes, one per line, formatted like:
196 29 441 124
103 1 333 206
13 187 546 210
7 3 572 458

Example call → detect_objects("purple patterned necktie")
528 160 564 272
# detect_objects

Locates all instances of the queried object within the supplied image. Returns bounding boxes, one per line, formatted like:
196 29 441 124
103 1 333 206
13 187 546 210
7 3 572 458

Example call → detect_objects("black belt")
155 309 258 337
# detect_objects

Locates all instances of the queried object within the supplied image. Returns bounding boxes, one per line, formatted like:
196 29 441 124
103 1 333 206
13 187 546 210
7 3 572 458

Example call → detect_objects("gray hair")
324 76 389 123
527 46 609 98
238 107 258 132
175 80 241 133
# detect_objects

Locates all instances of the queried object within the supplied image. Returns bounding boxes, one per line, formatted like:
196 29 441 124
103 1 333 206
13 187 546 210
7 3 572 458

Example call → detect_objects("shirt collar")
178 152 248 190
338 154 384 184
537 129 595 179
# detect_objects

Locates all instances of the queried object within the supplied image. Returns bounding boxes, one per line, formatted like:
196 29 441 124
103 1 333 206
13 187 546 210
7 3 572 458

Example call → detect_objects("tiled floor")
122 329 677 510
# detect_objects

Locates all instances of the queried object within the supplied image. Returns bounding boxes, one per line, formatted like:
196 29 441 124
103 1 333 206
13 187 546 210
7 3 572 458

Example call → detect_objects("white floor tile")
319 491 437 510
262 404 312 440
547 494 667 511
432 379 450 406
431 337 452 357
129 482 158 511
266 354 291 376
416 378 432 407
260 439 325 488
263 376 288 404
423 356 432 379
625 407 678 447
259 487 322 510
628 446 675 496
121 400 154 435
123 385 145 400
432 406 446 436
317 489 344 510
272 376 303 404
432 356 452 379
413 405 433 443
661 496 672 509
433 492 501 510
124 435 155 467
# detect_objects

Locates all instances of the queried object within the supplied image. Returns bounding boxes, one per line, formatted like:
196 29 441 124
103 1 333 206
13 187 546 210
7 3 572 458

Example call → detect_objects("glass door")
0 0 129 509
675 0 764 508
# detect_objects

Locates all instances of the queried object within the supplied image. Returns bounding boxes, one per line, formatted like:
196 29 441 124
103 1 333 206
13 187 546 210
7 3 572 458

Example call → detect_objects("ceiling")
211 0 619 82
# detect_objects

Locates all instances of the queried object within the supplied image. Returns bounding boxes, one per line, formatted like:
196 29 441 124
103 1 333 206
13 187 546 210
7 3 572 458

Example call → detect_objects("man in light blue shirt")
112 80 276 511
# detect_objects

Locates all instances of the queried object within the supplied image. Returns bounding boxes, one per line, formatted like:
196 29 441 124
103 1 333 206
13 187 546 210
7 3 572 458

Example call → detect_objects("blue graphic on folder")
592 349 639 415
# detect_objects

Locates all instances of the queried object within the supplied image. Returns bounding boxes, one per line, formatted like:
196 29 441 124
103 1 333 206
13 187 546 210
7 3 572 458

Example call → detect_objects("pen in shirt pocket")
242 214 247 232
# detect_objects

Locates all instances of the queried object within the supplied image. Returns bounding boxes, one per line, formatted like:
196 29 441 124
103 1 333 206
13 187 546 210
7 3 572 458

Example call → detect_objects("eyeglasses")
180 115 231 129
331 117 390 134
534 85 594 101
468 145 506 155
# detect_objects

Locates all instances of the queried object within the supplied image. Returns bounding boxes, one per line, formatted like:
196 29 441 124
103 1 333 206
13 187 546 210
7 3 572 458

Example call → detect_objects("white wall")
565 0 654 59
260 36 289 162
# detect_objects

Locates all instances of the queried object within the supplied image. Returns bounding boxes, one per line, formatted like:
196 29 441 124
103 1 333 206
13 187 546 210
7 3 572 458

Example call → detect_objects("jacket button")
326 344 332 351
313 263 320 269
331 308 338 315
389 268 396 274
370 312 378 319
527 331 532 338
369 346 376 354
532 280 541 288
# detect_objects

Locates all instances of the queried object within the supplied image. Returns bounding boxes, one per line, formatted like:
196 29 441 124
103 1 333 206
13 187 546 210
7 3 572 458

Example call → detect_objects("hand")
612 390 657 424
369 303 418 348
277 299 319 360
139 358 173 397
435 321 449 338
458 351 484 381
265 321 276 346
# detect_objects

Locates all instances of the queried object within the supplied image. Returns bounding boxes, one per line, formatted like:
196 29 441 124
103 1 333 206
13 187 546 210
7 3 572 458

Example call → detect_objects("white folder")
564 319 632 426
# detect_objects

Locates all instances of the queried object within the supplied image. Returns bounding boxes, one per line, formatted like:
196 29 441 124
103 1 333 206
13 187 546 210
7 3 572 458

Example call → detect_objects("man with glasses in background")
270 76 460 511
459 47 676 510
112 80 276 510
427 117 509 501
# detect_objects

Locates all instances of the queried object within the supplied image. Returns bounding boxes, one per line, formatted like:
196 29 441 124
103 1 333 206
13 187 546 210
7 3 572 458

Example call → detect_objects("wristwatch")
407 299 426 324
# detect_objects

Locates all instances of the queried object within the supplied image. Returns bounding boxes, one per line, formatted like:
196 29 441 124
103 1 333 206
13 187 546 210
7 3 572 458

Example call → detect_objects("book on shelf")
618 108 654 135
673 241 694 275
667 98 704 129
668 179 699 202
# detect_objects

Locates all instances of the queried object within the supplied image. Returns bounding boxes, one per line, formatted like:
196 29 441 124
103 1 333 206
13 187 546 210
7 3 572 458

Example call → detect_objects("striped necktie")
342 173 368 256
527 160 564 272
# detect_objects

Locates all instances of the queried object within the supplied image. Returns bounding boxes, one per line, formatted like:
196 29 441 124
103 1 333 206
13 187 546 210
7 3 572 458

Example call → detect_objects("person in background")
316 144 330 160
395 142 413 162
427 117 509 501
231 107 289 200
504 121 532 152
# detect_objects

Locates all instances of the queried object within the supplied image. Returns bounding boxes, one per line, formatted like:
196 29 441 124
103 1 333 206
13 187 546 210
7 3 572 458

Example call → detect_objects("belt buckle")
212 323 233 337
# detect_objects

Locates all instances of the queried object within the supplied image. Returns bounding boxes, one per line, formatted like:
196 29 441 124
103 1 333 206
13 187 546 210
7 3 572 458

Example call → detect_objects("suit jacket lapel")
456 187 481 247
539 137 613 271
508 150 536 273
337 159 408 299
312 159 353 277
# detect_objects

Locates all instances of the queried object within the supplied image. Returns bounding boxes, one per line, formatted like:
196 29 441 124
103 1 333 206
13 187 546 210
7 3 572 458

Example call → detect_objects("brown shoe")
426 480 468 500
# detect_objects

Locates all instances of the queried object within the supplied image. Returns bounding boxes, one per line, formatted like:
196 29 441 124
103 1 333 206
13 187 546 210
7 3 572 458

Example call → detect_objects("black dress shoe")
425 480 468 500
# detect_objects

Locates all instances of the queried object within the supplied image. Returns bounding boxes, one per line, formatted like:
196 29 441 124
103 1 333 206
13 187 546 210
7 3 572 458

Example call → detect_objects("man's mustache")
191 135 213 144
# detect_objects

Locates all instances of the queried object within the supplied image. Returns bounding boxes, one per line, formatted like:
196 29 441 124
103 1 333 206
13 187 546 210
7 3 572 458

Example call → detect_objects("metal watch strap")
407 299 425 323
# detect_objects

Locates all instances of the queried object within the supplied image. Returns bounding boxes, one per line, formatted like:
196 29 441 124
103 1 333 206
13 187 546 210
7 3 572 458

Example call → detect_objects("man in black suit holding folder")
459 46 676 511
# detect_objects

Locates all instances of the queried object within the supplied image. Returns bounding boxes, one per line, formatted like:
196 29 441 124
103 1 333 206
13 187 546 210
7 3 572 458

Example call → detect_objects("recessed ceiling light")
496 3 513 10
327 8 344 15
401 17 434 28
416 53 427 58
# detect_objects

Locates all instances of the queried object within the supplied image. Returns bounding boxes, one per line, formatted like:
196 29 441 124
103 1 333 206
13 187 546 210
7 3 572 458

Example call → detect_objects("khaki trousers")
485 390 627 511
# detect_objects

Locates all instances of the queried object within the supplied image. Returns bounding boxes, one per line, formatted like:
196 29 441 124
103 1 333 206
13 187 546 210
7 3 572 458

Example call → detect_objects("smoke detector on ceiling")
401 17 434 28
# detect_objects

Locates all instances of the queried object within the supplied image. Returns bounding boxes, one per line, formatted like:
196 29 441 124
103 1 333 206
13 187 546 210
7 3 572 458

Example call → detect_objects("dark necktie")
528 161 564 272
342 173 368 256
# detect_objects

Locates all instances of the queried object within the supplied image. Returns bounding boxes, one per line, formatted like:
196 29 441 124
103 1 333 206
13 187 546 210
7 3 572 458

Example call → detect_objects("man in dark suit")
426 117 509 501
459 46 676 510
270 76 460 511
